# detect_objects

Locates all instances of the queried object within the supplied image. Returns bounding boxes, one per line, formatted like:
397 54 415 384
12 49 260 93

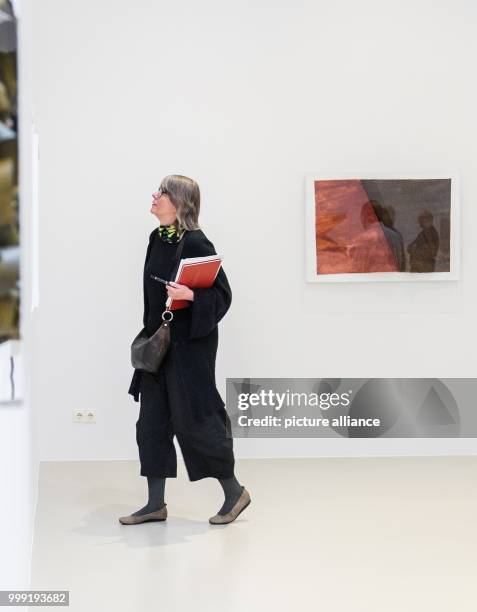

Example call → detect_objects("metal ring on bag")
162 310 174 322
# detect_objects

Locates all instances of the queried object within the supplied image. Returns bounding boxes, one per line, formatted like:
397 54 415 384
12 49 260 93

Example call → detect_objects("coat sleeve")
128 369 142 402
128 229 155 402
187 235 232 340
142 229 156 327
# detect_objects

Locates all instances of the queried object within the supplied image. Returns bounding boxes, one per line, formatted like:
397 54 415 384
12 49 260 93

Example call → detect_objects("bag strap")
167 230 188 280
163 230 188 316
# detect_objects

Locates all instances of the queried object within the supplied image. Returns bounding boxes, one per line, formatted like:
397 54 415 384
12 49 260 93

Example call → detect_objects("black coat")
128 228 232 406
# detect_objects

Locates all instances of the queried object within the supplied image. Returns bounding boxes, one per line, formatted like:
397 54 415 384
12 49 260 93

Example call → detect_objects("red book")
166 254 222 311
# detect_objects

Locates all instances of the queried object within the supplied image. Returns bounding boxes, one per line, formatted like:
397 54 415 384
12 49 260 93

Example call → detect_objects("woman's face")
151 188 177 224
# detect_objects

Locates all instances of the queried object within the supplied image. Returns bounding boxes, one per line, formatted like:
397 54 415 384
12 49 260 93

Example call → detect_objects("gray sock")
217 475 244 515
132 476 166 516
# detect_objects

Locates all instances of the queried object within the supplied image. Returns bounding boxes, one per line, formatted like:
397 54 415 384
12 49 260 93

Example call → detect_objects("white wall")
32 0 477 461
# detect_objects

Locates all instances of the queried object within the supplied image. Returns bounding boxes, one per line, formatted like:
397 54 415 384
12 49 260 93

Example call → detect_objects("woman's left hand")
166 281 194 301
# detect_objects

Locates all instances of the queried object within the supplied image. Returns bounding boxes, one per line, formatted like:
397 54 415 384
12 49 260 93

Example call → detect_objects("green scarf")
157 222 185 244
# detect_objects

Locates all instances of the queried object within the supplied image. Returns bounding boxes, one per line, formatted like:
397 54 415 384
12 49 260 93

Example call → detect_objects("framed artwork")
0 0 21 403
305 173 459 282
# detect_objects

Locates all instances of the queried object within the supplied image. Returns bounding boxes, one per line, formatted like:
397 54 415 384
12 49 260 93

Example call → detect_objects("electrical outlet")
73 410 96 423
73 410 84 423
85 410 96 423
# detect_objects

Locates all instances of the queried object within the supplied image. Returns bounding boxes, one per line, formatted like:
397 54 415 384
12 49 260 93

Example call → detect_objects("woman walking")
120 175 251 526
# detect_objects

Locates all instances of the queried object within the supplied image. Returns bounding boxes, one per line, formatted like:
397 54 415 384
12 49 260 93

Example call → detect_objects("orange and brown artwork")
314 178 451 275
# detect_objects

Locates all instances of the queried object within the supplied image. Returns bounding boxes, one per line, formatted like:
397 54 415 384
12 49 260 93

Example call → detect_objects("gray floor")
31 456 477 612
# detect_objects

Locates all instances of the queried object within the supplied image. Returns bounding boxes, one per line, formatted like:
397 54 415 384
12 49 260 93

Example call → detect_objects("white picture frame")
304 172 460 283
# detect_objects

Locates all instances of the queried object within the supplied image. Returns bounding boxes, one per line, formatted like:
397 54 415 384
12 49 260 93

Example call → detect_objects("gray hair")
160 174 201 231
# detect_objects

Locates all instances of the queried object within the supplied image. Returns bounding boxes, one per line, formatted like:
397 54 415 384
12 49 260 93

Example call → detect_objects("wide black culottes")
135 332 235 482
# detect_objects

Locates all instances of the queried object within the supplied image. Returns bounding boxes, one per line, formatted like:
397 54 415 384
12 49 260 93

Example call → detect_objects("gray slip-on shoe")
209 488 251 525
119 503 167 525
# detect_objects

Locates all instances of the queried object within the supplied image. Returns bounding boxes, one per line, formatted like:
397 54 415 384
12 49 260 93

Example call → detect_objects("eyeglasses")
156 186 169 198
